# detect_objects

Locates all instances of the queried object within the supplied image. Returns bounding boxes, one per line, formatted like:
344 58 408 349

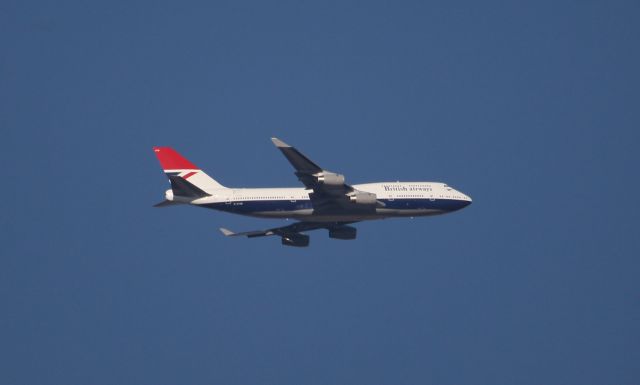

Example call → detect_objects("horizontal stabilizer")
219 227 273 238
153 200 182 208
219 228 235 236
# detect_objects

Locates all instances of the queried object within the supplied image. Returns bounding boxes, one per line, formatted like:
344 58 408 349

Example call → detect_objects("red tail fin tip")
153 147 198 170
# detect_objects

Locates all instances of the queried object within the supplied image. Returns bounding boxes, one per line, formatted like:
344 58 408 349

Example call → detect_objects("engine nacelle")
348 191 378 205
165 189 174 201
315 172 345 186
329 226 357 240
281 233 310 247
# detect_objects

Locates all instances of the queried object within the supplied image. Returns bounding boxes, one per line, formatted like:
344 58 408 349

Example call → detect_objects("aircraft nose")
458 191 472 208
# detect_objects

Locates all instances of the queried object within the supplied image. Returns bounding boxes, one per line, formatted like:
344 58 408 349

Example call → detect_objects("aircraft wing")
271 138 382 211
220 221 356 238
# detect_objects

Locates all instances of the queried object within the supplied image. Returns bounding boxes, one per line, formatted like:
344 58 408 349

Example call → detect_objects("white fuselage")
175 182 472 222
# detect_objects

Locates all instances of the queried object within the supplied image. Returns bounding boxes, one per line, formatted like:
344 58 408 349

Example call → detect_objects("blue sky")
1 1 639 384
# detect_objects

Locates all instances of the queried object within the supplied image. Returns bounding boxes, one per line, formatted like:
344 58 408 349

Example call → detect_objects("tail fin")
153 147 227 193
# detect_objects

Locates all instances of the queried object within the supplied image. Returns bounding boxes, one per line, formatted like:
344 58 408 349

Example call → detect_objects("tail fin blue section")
168 175 210 198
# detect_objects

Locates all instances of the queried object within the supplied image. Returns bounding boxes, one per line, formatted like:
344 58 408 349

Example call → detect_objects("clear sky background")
1 1 639 384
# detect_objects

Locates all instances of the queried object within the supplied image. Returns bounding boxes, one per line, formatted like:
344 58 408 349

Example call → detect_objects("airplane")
152 138 472 247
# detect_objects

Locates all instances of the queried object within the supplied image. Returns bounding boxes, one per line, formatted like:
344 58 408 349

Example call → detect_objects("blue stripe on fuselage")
381 198 470 211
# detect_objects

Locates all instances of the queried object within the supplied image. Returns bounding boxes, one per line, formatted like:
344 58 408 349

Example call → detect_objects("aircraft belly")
246 208 444 222
376 208 446 217
248 209 313 219
202 198 464 221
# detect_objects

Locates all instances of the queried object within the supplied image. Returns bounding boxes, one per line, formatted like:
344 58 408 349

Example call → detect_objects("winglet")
271 137 290 148
219 228 236 236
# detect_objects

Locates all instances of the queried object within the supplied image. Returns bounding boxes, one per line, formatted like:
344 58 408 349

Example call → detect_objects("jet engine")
329 226 357 240
315 172 345 186
347 191 378 205
281 233 310 247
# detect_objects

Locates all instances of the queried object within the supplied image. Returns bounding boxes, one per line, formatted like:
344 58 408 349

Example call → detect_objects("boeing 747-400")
153 138 471 247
